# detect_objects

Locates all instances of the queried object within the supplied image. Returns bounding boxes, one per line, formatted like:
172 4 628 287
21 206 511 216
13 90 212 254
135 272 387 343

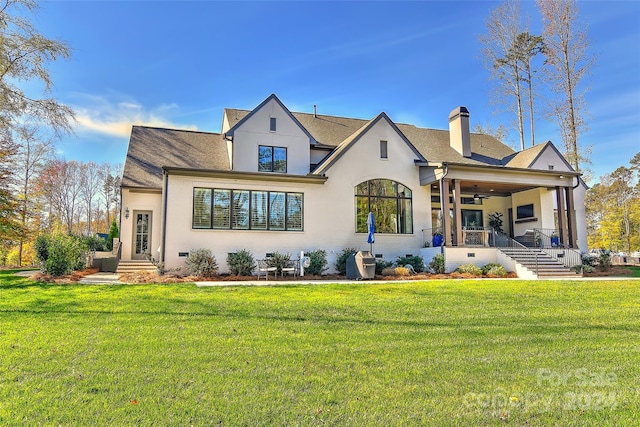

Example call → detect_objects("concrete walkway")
14 270 637 286
79 272 122 285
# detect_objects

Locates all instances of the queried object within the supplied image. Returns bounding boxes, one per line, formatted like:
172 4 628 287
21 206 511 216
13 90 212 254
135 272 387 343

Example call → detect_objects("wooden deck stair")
499 247 581 278
116 260 157 274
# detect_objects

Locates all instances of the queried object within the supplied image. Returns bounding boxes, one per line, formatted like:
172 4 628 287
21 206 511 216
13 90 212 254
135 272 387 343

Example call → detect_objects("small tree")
488 212 504 234
107 219 119 250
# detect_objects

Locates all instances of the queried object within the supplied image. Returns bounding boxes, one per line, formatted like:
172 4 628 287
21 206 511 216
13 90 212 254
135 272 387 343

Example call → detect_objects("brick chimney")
449 106 471 157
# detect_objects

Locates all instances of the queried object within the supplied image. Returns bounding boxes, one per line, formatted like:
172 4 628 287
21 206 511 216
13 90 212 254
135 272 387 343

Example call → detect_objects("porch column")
555 186 569 246
565 186 578 248
441 179 451 246
453 179 463 246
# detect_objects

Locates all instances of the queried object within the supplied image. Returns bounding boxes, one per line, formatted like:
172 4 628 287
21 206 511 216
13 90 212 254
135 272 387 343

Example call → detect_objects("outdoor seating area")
256 255 300 280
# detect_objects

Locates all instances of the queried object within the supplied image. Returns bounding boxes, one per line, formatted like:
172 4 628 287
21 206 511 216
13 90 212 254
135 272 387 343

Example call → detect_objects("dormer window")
259 145 287 173
270 117 277 132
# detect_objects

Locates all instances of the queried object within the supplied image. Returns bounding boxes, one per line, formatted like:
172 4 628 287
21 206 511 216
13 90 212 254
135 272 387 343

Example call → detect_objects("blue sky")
32 0 639 183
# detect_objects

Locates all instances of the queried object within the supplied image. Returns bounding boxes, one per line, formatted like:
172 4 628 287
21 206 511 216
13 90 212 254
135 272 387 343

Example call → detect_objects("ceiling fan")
472 185 490 203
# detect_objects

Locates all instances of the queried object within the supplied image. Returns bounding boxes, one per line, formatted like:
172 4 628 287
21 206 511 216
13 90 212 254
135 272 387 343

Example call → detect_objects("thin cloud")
70 93 198 137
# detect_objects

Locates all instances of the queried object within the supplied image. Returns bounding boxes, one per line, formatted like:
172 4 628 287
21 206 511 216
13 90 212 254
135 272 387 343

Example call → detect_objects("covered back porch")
421 164 581 250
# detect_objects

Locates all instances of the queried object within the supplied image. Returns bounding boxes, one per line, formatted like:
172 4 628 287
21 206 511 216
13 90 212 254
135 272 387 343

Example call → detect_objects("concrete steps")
500 247 580 278
116 260 157 274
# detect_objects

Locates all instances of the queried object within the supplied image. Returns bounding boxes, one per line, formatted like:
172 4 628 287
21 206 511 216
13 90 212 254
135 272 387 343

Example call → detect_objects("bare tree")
39 159 83 234
13 126 53 265
0 0 75 136
80 161 102 236
100 163 122 228
537 0 594 173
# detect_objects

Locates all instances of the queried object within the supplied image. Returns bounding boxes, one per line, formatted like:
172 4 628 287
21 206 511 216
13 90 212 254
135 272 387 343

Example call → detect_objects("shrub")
227 250 255 276
35 233 87 276
335 247 358 275
381 267 396 276
185 249 218 278
375 259 394 275
81 235 107 252
394 266 411 276
107 220 119 250
429 253 446 274
485 265 508 277
571 264 595 273
267 252 292 276
396 255 424 273
598 250 612 270
455 264 482 276
481 263 504 275
304 249 328 276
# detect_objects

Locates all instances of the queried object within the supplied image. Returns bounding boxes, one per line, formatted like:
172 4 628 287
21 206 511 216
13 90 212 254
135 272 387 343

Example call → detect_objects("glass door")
133 211 152 260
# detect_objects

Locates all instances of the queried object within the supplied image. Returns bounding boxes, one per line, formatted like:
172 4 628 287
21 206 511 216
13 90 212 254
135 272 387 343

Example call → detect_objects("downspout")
161 170 169 263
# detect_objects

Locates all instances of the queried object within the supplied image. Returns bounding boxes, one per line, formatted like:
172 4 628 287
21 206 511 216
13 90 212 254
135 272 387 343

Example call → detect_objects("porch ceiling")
430 180 541 197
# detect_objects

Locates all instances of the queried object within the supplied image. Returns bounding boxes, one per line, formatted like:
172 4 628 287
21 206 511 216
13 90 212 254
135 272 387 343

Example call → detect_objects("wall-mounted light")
125 207 130 219
559 175 565 179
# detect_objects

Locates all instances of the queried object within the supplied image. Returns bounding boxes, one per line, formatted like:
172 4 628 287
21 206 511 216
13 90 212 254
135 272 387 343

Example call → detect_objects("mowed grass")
1 271 639 426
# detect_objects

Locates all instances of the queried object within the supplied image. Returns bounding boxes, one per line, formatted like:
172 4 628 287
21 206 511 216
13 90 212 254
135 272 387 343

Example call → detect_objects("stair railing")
490 229 539 276
533 228 582 269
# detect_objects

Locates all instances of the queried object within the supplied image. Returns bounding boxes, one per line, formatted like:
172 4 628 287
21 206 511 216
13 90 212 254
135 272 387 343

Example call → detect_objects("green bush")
107 220 119 251
485 265 508 277
185 249 218 278
375 259 394 275
571 264 595 273
429 253 446 274
481 263 504 275
455 264 482 276
35 233 87 276
335 247 358 275
227 250 256 276
304 249 328 276
396 255 424 273
598 250 612 270
267 252 292 276
81 235 107 252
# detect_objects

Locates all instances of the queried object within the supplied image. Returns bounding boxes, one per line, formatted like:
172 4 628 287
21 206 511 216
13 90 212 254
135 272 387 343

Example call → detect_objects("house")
120 94 587 277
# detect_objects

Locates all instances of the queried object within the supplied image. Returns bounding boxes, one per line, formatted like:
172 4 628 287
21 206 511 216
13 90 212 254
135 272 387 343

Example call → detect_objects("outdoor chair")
257 259 277 280
280 259 299 278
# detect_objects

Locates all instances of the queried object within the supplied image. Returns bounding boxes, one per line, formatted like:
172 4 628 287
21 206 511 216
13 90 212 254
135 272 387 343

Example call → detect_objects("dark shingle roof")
224 108 517 168
122 126 230 189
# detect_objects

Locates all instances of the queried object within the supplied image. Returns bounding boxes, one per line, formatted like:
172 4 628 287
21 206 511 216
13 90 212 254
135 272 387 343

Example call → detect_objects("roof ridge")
133 125 220 136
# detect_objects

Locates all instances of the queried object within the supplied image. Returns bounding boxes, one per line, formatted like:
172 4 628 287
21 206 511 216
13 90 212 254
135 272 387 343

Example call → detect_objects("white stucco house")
119 94 587 278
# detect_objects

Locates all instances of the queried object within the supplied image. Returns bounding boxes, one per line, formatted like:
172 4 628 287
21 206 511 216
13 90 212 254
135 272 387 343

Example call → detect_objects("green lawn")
1 271 639 426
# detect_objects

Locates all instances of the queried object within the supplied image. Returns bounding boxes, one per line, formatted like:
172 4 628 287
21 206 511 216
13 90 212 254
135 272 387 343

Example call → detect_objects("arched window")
355 179 413 234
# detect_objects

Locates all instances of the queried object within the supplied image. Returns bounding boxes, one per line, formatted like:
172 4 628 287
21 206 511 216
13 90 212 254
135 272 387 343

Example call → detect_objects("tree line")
586 153 640 254
0 0 121 266
478 0 593 176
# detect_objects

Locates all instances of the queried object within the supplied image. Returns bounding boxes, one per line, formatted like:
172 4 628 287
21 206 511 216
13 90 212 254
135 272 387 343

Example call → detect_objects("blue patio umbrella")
367 211 375 252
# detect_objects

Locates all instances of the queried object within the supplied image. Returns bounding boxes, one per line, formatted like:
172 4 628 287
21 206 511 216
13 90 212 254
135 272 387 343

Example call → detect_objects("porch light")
473 185 480 203
125 207 129 219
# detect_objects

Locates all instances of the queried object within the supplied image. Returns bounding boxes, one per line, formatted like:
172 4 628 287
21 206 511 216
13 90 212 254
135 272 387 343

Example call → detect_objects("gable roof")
313 112 427 175
224 105 517 168
503 140 575 171
122 126 230 189
224 93 316 143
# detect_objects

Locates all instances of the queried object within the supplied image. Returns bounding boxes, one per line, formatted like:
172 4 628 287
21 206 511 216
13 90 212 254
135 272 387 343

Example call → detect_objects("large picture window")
258 145 287 172
193 188 303 231
355 179 413 234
